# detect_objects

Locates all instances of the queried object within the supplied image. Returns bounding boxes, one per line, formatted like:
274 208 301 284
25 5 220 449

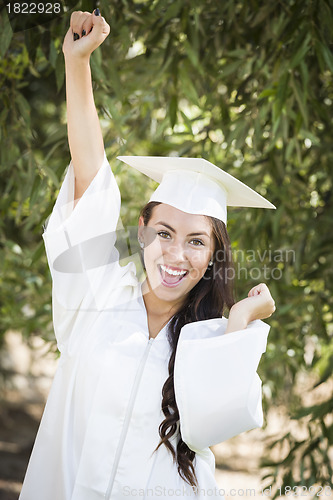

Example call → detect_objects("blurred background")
0 0 332 498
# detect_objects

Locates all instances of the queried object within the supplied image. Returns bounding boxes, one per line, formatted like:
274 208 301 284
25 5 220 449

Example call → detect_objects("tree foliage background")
1 0 332 495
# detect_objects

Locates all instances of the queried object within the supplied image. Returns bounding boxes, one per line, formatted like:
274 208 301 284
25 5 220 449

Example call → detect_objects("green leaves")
169 94 178 128
15 93 31 127
0 10 13 58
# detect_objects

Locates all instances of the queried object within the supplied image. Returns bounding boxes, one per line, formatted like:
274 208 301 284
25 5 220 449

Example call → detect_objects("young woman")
19 9 276 500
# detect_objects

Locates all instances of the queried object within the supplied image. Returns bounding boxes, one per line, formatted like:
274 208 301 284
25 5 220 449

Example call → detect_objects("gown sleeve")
173 317 270 453
41 150 137 348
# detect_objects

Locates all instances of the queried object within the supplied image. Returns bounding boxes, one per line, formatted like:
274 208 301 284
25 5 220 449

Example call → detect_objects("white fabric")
117 155 276 226
19 151 270 500
149 169 228 224
174 317 269 452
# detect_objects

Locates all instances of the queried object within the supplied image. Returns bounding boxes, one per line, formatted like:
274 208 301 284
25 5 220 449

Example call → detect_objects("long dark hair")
139 201 236 491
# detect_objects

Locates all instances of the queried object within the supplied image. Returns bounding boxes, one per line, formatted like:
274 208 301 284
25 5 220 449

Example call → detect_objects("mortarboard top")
117 156 276 225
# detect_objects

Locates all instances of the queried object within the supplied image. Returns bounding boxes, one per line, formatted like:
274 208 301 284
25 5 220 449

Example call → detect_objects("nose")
164 238 187 264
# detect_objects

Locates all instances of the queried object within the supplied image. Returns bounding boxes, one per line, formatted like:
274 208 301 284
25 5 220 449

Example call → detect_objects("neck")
141 278 185 320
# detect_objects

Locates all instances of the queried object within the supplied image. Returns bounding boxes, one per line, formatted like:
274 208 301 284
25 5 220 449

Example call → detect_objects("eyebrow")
155 221 210 238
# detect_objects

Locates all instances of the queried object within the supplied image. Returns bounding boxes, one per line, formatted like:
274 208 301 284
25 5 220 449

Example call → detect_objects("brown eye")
158 231 170 239
190 239 204 246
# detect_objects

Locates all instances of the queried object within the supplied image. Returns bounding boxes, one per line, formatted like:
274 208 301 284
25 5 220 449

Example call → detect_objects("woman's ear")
138 215 157 248
138 216 145 243
138 215 144 228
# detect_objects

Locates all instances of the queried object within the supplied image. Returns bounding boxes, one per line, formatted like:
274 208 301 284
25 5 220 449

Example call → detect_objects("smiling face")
138 203 215 308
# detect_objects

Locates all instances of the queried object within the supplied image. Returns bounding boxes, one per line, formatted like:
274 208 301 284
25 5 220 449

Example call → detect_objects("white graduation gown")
19 151 270 500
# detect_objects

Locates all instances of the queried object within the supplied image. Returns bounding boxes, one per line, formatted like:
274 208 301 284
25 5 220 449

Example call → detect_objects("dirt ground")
1 331 332 500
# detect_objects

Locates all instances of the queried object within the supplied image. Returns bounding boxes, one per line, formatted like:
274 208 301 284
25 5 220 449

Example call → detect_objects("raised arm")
62 9 110 202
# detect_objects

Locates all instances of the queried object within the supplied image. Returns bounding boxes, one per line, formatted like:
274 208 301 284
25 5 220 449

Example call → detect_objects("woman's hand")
233 283 276 323
225 283 276 334
62 9 110 61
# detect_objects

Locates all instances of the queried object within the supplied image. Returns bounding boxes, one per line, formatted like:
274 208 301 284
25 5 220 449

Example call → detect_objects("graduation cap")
117 156 276 225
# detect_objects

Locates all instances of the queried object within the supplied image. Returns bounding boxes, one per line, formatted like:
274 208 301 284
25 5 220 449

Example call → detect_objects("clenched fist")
231 283 276 324
62 9 110 60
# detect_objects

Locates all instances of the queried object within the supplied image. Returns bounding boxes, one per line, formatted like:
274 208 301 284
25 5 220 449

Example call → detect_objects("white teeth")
160 264 187 276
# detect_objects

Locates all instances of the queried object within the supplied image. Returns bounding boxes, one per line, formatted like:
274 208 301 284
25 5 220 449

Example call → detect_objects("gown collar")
137 282 171 341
